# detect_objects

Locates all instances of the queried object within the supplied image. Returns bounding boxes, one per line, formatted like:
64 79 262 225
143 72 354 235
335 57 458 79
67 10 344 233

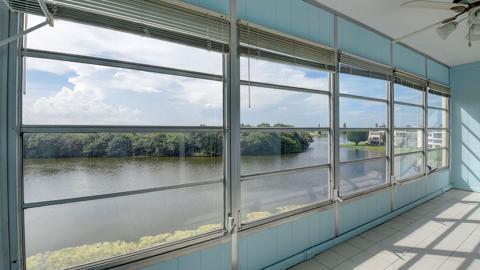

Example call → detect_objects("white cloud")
26 86 143 125
26 15 222 75
24 58 223 125
23 15 329 126
240 57 330 90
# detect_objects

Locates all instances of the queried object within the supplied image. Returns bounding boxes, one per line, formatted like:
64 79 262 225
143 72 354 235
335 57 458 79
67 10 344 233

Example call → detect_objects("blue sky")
24 15 445 129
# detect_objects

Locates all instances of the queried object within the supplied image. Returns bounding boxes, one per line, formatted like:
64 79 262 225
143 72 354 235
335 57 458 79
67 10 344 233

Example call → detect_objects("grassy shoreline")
340 142 385 152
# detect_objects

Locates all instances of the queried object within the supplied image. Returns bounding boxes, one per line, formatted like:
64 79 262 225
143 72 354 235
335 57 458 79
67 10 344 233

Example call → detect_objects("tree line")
23 123 314 159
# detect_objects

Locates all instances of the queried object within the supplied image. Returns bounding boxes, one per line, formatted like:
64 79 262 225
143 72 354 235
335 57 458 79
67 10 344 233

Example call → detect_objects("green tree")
82 134 111 157
106 135 133 157
23 124 313 159
346 131 368 146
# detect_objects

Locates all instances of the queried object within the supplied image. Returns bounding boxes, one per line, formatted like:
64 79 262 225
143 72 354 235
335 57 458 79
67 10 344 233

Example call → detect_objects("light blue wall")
238 208 335 270
237 0 335 47
337 17 391 66
451 61 480 192
142 243 232 270
393 44 426 78
427 58 450 85
181 0 229 15
339 191 390 234
181 0 336 48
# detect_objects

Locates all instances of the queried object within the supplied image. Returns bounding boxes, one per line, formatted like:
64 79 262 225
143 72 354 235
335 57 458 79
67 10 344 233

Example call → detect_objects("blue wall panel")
393 44 426 78
394 178 426 210
338 190 390 234
237 0 334 47
451 62 480 192
181 0 229 15
239 208 335 270
427 170 450 194
142 242 231 270
427 58 450 85
337 17 391 66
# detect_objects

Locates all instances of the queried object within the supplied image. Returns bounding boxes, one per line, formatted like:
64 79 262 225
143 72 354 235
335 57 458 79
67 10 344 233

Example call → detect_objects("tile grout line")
436 215 480 269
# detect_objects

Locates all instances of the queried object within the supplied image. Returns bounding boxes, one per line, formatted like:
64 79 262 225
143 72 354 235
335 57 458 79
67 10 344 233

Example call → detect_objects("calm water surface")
24 137 418 255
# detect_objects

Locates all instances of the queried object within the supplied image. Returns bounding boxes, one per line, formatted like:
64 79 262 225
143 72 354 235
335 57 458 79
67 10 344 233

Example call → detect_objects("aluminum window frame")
392 81 427 182
337 71 391 198
238 53 333 227
426 88 450 172
18 13 230 270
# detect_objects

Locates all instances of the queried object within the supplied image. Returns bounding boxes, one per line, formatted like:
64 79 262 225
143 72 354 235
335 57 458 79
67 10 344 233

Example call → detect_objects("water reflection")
24 136 389 260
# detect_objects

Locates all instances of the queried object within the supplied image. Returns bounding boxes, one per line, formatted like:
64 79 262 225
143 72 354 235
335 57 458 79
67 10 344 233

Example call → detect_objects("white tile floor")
291 189 480 270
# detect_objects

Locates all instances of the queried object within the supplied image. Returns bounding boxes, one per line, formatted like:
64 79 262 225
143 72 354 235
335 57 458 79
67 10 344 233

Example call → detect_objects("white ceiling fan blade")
393 16 467 43
401 0 468 11
393 20 444 43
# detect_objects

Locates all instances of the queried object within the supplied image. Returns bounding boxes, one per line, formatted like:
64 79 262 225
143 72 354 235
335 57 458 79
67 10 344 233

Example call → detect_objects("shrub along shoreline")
23 124 315 159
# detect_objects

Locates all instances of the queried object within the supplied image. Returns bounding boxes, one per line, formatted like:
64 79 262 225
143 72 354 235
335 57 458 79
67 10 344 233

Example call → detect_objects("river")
23 137 418 257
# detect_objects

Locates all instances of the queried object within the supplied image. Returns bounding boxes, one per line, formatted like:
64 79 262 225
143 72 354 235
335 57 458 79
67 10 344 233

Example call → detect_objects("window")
240 86 329 128
13 9 452 270
339 71 388 196
240 56 331 224
339 73 387 99
23 58 223 126
23 16 225 270
427 89 450 171
393 82 425 181
25 15 223 74
339 97 388 128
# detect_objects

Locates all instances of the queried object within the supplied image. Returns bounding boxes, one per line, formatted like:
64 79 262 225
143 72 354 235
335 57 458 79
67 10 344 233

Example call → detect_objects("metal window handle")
227 216 236 234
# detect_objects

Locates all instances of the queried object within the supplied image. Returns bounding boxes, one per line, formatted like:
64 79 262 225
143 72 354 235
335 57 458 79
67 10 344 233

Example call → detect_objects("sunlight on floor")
291 189 480 270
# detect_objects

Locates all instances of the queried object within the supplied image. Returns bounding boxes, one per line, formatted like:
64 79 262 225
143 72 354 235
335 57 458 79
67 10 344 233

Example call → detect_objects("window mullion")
424 83 428 176
388 78 394 185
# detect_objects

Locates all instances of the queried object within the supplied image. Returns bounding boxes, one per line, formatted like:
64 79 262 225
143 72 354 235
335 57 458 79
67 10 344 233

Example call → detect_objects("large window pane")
240 57 330 90
394 130 423 154
340 130 386 162
241 167 329 223
428 149 448 170
394 152 424 180
428 93 448 110
26 15 222 74
340 98 387 128
394 104 423 128
339 158 387 196
394 84 423 105
241 86 329 127
25 184 223 270
339 73 387 99
427 130 448 149
23 58 223 126
428 108 448 128
240 131 328 175
23 132 223 202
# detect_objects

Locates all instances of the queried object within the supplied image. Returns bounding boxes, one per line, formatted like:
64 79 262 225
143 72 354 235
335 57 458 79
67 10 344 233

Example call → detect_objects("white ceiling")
311 0 480 67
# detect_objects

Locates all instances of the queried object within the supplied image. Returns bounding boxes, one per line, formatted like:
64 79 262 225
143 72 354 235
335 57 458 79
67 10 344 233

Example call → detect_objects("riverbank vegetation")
241 123 313 155
340 142 386 152
23 124 315 159
26 205 305 270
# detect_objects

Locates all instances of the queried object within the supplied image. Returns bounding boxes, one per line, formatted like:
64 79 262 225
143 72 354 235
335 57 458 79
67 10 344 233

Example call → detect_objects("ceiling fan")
395 0 480 47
